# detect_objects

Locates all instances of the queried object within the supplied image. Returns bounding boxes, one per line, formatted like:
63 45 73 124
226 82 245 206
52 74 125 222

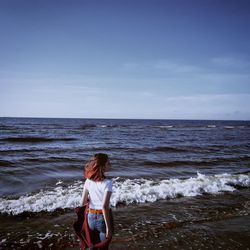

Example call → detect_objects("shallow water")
0 117 250 249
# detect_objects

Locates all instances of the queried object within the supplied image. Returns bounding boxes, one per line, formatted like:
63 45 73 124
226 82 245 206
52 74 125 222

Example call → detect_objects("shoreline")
1 188 250 249
2 214 249 249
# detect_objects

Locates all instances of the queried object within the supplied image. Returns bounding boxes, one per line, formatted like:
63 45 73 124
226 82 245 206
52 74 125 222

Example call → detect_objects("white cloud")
121 57 250 76
1 84 250 119
155 93 250 119
1 57 250 119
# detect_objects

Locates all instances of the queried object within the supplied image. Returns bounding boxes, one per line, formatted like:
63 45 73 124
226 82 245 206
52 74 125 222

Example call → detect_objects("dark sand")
1 188 250 249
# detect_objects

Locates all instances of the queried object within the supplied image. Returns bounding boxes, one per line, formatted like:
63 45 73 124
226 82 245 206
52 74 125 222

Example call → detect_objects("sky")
0 0 250 120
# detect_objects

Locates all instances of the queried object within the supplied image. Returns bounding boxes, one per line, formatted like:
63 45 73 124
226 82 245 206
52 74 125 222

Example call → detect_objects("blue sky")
0 0 250 120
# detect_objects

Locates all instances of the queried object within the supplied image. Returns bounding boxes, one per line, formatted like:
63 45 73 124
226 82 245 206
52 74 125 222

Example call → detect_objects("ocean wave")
0 160 14 167
97 124 129 128
0 172 249 215
23 156 81 163
146 125 249 130
147 125 174 129
224 126 235 129
0 125 18 130
79 124 97 129
143 156 250 167
149 146 188 153
0 148 43 154
88 146 189 153
79 124 132 129
103 146 189 154
0 137 77 143
207 125 216 128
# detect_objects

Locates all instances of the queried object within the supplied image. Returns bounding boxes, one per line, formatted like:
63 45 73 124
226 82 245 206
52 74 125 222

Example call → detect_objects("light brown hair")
84 153 109 181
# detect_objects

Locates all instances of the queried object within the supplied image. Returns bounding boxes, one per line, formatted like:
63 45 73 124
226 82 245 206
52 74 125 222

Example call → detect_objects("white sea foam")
154 125 174 128
207 125 216 128
99 125 108 128
0 173 249 215
224 126 235 129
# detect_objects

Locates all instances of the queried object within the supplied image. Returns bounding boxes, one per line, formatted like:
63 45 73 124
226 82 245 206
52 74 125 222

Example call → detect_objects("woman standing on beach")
80 153 113 250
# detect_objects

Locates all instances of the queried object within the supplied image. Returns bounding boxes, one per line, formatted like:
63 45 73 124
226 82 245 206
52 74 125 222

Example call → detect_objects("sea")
0 117 250 249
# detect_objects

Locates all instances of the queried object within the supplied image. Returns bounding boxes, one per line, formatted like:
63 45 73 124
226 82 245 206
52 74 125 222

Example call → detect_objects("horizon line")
0 116 249 122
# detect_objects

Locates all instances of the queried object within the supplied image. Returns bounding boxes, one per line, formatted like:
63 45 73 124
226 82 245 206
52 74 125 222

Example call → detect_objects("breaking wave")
0 172 249 215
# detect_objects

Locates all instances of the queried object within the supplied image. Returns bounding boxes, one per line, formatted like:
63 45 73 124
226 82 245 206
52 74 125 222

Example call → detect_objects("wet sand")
1 188 250 250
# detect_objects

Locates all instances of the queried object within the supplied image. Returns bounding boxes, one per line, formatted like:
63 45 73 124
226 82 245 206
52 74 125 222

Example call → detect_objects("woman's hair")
84 153 109 181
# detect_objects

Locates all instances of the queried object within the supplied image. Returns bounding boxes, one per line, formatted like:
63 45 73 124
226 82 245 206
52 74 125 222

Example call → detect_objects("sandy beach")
1 187 250 249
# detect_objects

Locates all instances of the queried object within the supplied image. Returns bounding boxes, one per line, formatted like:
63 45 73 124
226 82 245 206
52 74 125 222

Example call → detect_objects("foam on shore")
0 172 249 215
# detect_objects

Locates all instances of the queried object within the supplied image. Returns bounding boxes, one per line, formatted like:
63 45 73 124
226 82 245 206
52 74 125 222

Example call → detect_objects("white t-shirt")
83 178 113 209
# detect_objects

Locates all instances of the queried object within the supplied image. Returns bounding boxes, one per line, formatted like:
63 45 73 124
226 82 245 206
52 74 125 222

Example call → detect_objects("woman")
80 153 113 249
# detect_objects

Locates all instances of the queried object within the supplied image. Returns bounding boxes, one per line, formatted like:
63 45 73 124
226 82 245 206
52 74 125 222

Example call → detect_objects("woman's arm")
80 188 89 206
102 191 112 238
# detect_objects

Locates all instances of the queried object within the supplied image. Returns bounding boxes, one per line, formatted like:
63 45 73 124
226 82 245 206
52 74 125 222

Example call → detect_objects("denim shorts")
87 213 106 242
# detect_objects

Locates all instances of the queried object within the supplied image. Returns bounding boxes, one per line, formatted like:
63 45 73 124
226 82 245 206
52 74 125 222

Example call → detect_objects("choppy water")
0 117 250 249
